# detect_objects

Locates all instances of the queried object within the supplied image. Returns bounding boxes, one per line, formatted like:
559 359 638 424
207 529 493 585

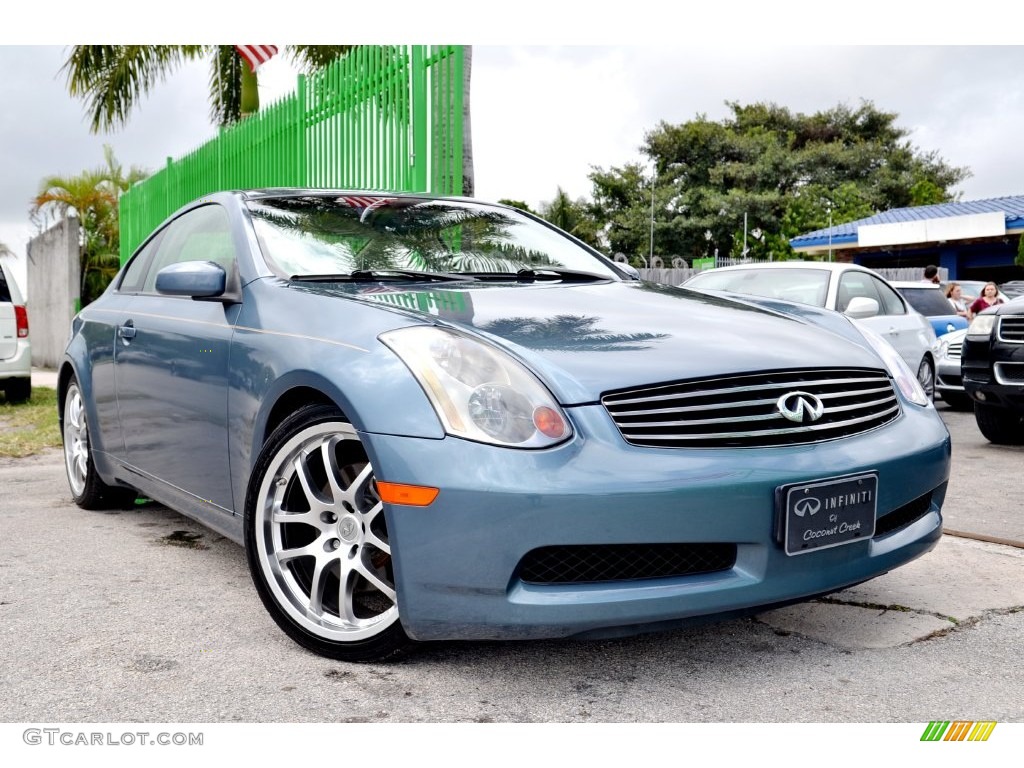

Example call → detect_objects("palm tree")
62 45 353 131
32 145 149 305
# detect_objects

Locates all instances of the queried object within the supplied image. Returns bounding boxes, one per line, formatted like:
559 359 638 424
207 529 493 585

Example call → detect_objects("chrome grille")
998 316 1024 343
602 368 901 448
947 339 963 360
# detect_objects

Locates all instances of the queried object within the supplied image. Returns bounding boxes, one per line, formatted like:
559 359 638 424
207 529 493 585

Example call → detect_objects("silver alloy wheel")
253 421 398 642
917 358 935 401
63 384 89 497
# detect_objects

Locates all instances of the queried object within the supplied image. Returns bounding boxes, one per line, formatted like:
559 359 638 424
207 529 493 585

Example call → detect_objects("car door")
113 204 240 513
837 271 932 369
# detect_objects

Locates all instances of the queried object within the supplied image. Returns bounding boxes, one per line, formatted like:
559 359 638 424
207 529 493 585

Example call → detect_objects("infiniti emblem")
777 391 825 423
793 497 821 517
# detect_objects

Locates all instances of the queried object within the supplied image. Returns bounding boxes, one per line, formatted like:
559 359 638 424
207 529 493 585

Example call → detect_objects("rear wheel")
245 404 411 662
62 378 136 509
974 402 1024 445
4 377 30 403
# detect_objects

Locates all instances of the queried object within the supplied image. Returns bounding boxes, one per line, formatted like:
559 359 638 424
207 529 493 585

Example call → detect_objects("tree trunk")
462 46 474 197
240 64 260 118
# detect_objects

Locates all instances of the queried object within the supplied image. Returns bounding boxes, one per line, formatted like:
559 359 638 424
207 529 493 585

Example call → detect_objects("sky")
1 3 1021 295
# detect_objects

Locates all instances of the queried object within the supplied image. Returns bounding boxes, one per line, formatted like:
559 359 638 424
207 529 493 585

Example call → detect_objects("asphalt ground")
0 371 1021 729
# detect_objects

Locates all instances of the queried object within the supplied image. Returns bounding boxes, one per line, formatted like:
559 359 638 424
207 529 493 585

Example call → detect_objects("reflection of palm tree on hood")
481 315 667 352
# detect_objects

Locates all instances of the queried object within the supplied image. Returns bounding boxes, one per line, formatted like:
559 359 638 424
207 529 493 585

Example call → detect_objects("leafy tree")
497 199 538 215
31 146 148 305
589 100 970 263
537 187 605 250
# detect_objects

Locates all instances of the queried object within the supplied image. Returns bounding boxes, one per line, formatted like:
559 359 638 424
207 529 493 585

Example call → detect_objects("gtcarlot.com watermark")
23 728 203 747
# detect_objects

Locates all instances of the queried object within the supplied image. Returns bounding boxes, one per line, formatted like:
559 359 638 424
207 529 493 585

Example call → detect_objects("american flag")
337 195 399 222
235 45 279 73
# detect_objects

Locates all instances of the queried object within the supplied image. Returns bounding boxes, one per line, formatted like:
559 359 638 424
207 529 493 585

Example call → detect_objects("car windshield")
246 195 619 280
685 268 830 307
898 287 957 316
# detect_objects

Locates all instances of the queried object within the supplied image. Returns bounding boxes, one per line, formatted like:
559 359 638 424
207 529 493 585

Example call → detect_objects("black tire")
4 377 31 403
939 391 972 411
62 378 137 509
974 402 1024 445
244 403 412 662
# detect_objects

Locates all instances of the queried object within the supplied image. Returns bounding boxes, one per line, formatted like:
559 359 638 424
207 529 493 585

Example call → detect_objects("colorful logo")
921 721 997 741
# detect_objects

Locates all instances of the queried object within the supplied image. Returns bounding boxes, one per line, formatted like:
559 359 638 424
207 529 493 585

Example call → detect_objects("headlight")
380 326 572 448
967 314 997 338
853 322 930 407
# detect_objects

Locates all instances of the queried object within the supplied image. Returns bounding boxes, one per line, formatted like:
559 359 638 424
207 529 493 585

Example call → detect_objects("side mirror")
617 262 641 280
844 296 879 319
155 261 227 298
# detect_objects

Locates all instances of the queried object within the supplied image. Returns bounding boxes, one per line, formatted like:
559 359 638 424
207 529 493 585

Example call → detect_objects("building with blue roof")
789 196 1024 282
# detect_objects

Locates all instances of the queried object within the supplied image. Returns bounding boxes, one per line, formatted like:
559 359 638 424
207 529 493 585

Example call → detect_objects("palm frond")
62 45 207 132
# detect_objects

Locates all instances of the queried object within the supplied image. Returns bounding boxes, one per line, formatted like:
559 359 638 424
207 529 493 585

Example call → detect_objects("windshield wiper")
463 268 610 283
291 269 477 283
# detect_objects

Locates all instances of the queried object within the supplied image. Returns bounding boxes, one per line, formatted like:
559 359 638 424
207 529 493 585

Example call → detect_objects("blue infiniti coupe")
59 190 951 661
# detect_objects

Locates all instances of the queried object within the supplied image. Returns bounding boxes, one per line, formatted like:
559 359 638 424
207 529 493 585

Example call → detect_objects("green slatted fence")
120 45 463 262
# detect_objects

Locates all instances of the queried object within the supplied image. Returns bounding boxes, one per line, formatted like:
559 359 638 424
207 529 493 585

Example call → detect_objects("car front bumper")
366 401 952 642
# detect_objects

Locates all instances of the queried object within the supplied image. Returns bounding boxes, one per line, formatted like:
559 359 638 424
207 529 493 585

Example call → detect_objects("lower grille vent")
518 543 736 584
874 491 933 538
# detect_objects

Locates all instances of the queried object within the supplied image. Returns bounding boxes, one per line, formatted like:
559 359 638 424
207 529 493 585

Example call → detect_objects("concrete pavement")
24 365 1024 653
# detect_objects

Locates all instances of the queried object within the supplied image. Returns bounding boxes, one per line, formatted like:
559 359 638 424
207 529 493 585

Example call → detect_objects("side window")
140 205 236 294
871 277 907 316
836 272 881 312
118 231 164 293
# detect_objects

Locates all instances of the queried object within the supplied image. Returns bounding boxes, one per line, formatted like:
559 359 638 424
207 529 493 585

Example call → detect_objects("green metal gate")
120 45 463 261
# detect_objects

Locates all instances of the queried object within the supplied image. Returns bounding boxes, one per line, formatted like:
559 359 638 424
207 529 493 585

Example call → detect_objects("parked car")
890 281 967 337
0 259 31 403
934 328 970 410
998 280 1024 300
961 296 1024 444
682 262 939 399
60 191 950 662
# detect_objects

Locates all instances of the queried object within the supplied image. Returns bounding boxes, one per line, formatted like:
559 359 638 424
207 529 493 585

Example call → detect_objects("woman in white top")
945 282 968 318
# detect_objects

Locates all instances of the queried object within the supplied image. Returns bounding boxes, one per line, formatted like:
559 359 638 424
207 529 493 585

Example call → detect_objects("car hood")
342 280 885 404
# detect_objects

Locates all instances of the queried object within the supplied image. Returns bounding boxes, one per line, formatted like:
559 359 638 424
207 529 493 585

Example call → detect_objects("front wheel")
244 404 412 662
974 402 1024 445
3 377 31 403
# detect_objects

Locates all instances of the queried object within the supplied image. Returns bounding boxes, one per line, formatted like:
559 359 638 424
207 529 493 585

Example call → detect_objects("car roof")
689 261 879 275
889 281 942 289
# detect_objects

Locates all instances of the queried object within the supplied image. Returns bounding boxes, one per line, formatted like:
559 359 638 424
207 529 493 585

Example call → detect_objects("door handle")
119 321 136 340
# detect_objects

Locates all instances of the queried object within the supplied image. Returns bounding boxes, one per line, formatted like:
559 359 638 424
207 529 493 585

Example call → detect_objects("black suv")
962 297 1024 444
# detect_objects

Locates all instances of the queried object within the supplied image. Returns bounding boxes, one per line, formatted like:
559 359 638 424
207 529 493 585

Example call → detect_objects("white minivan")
0 261 31 402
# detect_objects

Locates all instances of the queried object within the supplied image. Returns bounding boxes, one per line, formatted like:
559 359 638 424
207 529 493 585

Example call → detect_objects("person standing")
923 265 941 284
946 282 968 317
967 282 1004 321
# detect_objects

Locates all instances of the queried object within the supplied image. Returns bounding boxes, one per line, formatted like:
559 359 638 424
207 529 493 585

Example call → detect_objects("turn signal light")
376 481 439 507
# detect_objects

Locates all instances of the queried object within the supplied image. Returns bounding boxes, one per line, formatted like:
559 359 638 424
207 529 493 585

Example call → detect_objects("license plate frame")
779 472 877 556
